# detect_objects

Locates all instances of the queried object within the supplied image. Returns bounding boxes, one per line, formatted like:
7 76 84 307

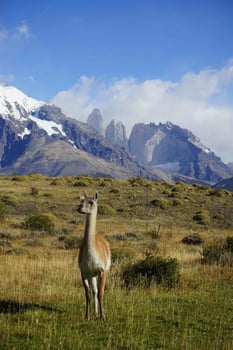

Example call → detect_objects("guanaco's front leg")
82 275 91 320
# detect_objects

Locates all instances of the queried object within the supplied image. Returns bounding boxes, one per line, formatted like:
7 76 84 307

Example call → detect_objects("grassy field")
0 175 233 349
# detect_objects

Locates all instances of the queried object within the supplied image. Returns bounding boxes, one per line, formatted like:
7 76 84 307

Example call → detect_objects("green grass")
0 175 233 349
1 279 232 350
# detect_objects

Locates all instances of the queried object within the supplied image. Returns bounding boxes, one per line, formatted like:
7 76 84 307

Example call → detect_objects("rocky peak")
105 119 128 148
87 108 105 136
128 121 232 184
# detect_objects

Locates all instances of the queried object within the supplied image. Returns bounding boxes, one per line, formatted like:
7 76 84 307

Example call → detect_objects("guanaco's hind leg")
98 271 107 321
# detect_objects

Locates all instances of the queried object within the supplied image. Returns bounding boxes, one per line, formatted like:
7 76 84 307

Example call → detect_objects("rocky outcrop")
105 119 128 149
128 122 232 184
87 108 105 136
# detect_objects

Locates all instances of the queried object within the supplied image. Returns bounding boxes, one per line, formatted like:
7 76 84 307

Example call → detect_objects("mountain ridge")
0 84 156 180
0 83 232 184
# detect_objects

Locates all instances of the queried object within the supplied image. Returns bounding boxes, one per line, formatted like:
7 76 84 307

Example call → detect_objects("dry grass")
0 175 233 349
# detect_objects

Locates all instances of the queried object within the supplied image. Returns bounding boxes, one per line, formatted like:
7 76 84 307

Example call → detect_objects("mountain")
105 119 128 149
128 122 232 184
0 84 156 179
227 162 233 171
87 108 105 136
213 177 233 191
1 83 232 184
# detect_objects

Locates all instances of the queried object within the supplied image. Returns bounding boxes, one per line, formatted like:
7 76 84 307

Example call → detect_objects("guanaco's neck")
84 210 97 246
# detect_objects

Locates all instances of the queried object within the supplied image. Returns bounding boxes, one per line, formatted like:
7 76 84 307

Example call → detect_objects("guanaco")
78 191 111 320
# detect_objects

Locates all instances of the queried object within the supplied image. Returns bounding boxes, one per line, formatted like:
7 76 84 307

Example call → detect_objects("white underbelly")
79 248 105 274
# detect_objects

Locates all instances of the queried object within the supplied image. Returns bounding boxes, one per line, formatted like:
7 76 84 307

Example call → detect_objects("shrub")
0 201 9 220
11 175 29 182
181 235 203 245
226 236 233 252
64 236 81 249
0 194 18 205
50 178 64 186
150 198 169 210
73 180 89 187
202 236 233 266
25 214 56 233
209 189 229 198
109 188 120 194
98 204 115 215
122 253 180 289
172 198 183 206
30 187 39 196
193 210 211 225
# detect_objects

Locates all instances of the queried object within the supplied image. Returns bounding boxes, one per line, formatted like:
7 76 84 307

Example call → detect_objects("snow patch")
68 139 77 148
188 135 210 153
0 84 43 119
18 128 31 138
29 116 66 137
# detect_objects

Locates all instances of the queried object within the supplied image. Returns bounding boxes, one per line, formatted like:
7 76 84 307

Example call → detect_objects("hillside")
0 174 233 246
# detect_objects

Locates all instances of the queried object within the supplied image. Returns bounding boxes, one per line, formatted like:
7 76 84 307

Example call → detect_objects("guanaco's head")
78 191 99 214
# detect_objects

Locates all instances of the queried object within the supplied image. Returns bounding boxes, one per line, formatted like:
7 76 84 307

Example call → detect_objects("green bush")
73 180 89 187
1 194 18 205
11 175 29 182
109 188 120 194
226 236 233 252
150 198 169 210
0 201 9 220
30 187 39 196
122 254 180 289
202 236 233 266
25 214 56 233
193 210 211 225
98 204 115 215
209 189 229 198
172 198 183 206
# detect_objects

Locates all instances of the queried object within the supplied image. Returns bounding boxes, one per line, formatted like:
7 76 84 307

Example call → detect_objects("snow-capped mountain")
0 83 232 184
0 83 43 119
0 83 154 179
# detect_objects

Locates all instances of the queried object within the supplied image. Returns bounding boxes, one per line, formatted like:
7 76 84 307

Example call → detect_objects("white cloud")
0 21 33 41
16 21 31 38
51 62 233 163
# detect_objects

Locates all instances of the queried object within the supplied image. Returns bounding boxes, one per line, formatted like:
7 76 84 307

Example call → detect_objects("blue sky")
1 0 233 162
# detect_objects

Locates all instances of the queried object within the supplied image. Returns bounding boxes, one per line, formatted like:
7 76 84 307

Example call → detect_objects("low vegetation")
0 174 233 349
202 236 233 266
122 253 180 288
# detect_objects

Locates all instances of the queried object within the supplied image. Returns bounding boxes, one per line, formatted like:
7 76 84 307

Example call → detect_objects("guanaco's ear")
94 191 99 202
